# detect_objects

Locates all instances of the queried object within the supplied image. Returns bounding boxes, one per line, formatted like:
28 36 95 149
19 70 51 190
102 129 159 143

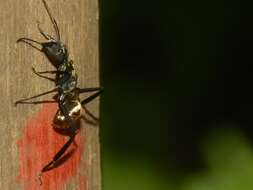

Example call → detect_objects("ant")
15 0 103 184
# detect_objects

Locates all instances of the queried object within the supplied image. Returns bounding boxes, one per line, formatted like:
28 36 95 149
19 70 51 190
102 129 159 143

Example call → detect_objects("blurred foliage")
103 154 173 190
99 0 253 189
183 126 253 190
103 125 253 190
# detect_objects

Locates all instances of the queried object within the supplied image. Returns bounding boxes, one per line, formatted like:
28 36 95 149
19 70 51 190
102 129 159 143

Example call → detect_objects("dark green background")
99 0 253 189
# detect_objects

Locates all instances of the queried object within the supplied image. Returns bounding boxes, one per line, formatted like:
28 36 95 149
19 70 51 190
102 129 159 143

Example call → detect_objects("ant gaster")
15 0 103 184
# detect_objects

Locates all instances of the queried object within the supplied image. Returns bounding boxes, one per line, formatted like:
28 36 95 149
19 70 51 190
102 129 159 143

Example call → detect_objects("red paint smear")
16 104 86 190
79 174 87 190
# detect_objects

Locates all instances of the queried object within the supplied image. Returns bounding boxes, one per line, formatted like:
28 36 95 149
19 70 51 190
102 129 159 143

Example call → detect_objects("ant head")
42 40 68 66
17 0 68 67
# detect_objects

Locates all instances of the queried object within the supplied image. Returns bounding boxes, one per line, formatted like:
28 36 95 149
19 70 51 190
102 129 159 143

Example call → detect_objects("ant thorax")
57 61 78 94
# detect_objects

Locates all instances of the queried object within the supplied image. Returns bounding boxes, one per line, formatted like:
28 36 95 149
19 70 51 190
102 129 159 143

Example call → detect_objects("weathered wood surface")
0 0 101 189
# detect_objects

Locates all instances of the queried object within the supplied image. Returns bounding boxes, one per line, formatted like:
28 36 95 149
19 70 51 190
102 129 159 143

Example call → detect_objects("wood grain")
0 0 101 189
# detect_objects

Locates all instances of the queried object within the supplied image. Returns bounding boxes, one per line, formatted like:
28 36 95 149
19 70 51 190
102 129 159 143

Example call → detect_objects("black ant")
15 0 103 184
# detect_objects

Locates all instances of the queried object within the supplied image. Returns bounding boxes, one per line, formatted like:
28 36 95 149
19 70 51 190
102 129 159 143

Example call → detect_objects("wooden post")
0 0 101 189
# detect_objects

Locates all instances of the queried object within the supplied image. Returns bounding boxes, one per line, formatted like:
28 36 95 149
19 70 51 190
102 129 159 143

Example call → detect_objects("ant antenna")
42 0 61 40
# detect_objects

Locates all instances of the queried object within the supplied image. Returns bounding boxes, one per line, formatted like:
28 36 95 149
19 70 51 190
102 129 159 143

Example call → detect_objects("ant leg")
80 89 103 124
77 87 103 94
83 106 99 122
38 133 76 185
39 103 79 184
40 134 76 173
15 100 56 105
32 67 56 82
81 89 103 105
81 114 98 126
17 38 42 52
38 91 104 182
32 67 57 74
15 88 58 106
